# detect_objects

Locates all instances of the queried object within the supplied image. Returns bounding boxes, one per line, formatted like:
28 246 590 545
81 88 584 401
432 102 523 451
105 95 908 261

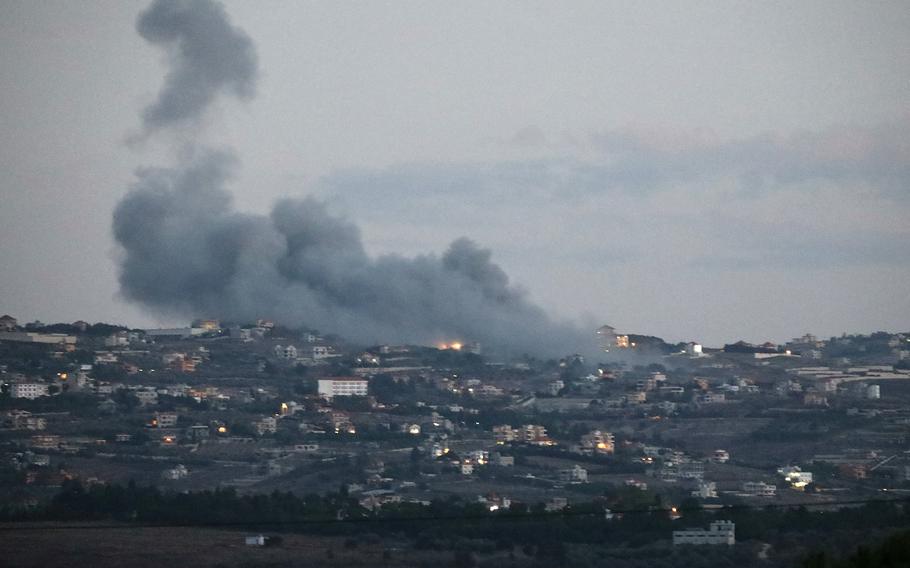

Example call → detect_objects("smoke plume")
114 0 592 356
136 0 257 134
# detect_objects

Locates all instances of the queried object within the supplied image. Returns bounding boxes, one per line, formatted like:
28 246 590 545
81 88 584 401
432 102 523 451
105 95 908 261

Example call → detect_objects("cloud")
310 120 910 277
586 120 910 196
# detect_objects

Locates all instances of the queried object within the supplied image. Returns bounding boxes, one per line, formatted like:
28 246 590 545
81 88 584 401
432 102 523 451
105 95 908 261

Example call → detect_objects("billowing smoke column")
135 0 257 135
114 0 591 356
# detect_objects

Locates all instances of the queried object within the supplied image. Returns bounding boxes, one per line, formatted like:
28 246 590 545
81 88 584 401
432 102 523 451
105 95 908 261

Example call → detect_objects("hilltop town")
2 314 910 566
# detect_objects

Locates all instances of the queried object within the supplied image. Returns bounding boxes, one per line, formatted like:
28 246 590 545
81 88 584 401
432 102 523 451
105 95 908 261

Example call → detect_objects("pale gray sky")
1 0 909 345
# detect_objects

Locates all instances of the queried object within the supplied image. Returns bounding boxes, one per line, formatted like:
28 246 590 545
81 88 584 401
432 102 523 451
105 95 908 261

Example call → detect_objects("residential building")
135 389 159 406
4 410 46 430
779 466 813 489
105 332 130 347
254 416 278 436
547 379 565 396
678 460 705 481
686 342 704 356
520 424 552 445
11 383 49 399
154 412 178 428
493 424 516 443
559 464 588 483
0 331 75 347
803 392 828 407
0 314 17 331
742 481 777 497
245 535 266 547
162 464 188 480
94 352 118 364
711 449 730 463
579 430 615 454
492 453 514 467
273 344 298 359
317 377 368 399
696 393 726 404
673 521 735 546
692 482 718 499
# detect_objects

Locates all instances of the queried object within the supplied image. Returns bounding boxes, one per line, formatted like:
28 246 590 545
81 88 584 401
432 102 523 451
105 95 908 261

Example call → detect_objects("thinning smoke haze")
113 0 592 356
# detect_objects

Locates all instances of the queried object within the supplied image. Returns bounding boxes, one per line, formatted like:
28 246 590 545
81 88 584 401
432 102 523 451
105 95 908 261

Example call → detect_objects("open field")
0 524 434 568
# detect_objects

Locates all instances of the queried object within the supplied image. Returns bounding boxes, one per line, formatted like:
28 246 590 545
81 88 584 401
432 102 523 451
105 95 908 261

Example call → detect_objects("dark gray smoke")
114 0 593 356
136 0 257 133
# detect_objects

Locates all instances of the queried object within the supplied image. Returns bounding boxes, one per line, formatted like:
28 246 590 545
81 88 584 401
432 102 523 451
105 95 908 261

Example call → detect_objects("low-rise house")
742 481 777 497
5 410 46 430
696 393 726 404
678 460 705 481
30 435 61 450
245 535 266 546
692 481 718 499
186 424 210 442
162 464 188 480
154 412 178 428
0 314 17 331
711 449 730 463
254 416 278 436
579 430 615 455
673 521 735 546
559 465 588 483
547 379 565 396
136 389 159 406
803 392 829 407
93 352 119 364
273 344 298 359
779 466 813 488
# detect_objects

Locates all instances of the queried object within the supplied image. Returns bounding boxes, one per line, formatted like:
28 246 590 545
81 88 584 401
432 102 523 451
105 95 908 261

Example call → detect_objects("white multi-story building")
317 378 368 399
673 521 735 546
11 383 49 399
685 342 704 356
559 464 589 483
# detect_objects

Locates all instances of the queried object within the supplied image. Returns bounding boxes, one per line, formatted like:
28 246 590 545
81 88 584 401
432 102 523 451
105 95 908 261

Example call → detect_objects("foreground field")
0 524 430 568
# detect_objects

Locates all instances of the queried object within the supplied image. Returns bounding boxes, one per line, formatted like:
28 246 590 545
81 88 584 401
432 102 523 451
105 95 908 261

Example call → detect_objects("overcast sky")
1 0 909 346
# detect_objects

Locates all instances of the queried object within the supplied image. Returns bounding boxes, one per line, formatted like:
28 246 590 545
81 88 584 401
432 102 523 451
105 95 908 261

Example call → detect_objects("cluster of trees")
802 529 910 568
